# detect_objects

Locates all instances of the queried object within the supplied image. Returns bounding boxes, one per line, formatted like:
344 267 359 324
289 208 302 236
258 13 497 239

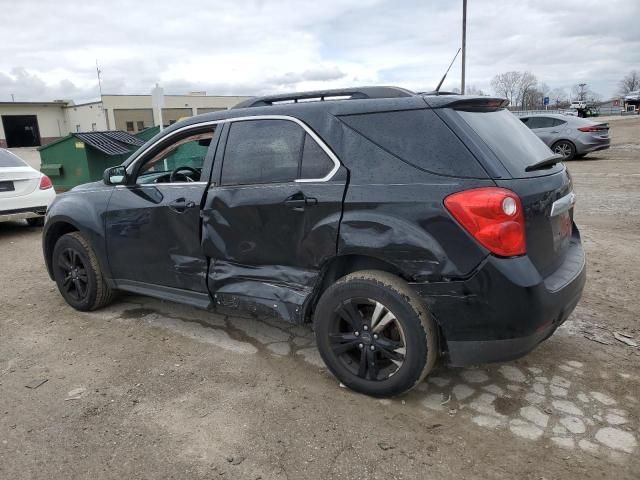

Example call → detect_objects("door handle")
284 194 318 211
284 198 307 207
169 198 196 213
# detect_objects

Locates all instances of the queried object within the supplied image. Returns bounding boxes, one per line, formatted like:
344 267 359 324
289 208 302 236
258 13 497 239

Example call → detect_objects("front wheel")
52 232 115 311
313 270 438 397
552 140 576 161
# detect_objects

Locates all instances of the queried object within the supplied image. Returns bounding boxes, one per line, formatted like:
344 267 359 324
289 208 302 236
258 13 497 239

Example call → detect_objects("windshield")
456 109 562 178
0 150 28 168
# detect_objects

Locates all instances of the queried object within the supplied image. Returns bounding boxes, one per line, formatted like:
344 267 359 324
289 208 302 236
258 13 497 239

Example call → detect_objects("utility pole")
96 59 103 98
11 93 15 102
461 0 467 94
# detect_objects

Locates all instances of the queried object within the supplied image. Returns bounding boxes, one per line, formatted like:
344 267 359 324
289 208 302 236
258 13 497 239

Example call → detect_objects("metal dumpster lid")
73 131 145 156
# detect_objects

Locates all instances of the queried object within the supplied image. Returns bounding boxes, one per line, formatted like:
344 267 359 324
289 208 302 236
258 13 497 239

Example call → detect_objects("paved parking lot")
1 117 639 479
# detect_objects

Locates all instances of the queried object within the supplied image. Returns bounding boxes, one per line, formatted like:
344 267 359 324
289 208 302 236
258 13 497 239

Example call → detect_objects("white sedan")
0 149 56 226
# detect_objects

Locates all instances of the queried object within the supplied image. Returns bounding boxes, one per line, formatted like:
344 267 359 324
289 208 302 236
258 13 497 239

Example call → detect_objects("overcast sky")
0 0 637 103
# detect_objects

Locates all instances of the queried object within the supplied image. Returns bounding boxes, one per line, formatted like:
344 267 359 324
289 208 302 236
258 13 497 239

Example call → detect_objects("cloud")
0 0 637 101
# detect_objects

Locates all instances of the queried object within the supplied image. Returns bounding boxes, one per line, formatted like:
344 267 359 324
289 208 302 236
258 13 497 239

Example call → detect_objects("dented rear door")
201 118 346 323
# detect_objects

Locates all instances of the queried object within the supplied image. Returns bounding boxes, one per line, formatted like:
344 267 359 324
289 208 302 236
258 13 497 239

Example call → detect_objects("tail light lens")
444 187 526 257
578 125 607 132
39 175 53 190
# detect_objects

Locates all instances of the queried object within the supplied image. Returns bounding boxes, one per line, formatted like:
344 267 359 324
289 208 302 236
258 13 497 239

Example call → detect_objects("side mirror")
103 166 127 185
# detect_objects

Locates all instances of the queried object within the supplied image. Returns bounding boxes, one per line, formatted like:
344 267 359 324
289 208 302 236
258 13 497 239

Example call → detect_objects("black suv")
43 87 585 397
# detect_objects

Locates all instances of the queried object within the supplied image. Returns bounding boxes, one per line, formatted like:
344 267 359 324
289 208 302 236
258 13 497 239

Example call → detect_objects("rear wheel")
52 232 115 311
26 217 44 227
313 270 438 397
552 140 576 161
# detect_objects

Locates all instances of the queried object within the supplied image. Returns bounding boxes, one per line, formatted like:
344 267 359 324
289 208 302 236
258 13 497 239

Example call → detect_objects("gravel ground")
1 117 639 479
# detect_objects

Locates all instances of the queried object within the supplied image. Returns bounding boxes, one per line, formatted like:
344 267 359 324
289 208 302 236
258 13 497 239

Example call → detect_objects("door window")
221 120 304 185
136 129 214 184
528 117 556 129
221 119 337 185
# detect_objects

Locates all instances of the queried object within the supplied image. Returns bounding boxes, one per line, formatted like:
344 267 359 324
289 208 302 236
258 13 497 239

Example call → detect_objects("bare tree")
523 88 544 109
465 85 486 96
549 87 567 107
517 71 538 109
491 71 521 106
538 82 550 97
572 83 590 102
619 70 640 94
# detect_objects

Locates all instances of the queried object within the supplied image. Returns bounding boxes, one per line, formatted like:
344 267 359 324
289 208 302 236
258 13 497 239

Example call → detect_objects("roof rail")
232 86 415 109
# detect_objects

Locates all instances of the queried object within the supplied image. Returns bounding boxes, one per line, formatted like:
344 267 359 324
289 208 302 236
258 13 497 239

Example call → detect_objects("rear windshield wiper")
525 153 564 172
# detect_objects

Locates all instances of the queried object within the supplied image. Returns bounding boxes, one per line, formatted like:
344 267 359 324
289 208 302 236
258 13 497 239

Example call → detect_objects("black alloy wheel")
314 270 438 397
329 298 407 381
56 247 89 302
52 232 115 311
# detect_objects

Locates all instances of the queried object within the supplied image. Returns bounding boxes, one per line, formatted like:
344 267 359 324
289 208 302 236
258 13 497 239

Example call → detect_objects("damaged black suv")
43 87 585 397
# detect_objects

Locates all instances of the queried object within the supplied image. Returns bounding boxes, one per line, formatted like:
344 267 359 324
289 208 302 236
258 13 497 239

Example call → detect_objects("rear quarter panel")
319 115 494 280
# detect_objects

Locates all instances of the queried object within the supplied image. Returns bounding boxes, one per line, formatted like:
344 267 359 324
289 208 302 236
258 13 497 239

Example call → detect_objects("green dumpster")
38 131 145 192
135 125 160 142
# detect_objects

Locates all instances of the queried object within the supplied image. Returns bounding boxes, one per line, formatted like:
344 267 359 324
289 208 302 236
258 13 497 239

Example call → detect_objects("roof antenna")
435 48 461 93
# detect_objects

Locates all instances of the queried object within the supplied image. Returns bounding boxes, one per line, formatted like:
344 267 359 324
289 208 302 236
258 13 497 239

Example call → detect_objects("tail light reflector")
444 187 526 257
39 175 53 190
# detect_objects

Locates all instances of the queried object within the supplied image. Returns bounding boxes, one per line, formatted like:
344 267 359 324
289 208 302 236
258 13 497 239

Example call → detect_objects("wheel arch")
302 254 405 322
43 218 81 279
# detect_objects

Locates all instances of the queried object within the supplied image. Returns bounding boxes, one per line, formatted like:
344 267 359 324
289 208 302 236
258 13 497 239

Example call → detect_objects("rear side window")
338 109 486 178
521 116 564 129
456 109 560 178
300 134 334 179
221 120 304 185
0 150 28 167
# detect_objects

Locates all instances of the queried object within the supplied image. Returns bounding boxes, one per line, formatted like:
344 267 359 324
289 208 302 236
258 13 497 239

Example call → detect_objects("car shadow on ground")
0 220 42 239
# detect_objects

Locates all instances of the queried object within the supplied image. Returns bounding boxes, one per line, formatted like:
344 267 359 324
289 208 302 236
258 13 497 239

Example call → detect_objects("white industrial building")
0 93 249 148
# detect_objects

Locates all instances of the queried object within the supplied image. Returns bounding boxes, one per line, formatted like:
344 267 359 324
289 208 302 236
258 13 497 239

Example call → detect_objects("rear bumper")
0 206 48 222
576 136 610 154
0 187 55 222
411 229 586 366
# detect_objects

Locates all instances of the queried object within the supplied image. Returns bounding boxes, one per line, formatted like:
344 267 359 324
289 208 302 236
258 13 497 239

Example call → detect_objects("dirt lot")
1 117 639 480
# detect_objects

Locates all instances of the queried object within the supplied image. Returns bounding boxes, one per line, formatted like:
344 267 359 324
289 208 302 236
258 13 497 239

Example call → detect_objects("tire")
313 270 438 397
52 232 116 311
552 140 576 161
26 217 44 227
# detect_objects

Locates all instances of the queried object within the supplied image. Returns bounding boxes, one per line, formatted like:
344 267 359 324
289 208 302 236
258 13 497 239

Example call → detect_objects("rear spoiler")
423 95 509 111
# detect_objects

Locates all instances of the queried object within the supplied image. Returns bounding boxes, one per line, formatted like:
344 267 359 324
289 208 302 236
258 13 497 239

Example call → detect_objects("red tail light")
578 125 607 132
39 175 53 190
444 187 526 257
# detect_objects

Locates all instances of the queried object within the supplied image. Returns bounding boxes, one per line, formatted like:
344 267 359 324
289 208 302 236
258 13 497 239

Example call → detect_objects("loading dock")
1 114 41 147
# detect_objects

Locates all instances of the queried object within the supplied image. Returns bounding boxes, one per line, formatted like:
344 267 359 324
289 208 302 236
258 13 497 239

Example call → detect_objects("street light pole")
461 0 467 94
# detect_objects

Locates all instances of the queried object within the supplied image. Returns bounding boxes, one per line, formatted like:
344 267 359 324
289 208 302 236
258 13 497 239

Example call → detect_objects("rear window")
339 109 487 178
0 150 27 167
456 109 561 177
